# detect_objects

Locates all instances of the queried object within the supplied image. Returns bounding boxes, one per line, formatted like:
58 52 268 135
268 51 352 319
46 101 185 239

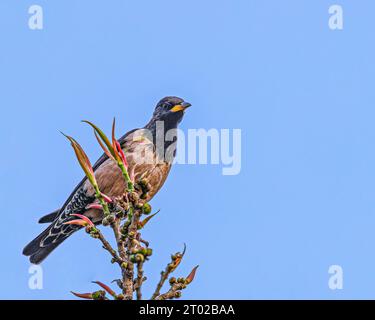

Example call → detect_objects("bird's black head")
150 96 191 130
143 96 191 160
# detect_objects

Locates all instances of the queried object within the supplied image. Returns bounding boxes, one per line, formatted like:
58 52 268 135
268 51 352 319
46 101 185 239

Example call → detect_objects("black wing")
23 128 138 264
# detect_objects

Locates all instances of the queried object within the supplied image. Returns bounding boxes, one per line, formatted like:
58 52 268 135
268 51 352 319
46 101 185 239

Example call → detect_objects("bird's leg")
109 201 128 220
101 195 127 227
135 178 152 200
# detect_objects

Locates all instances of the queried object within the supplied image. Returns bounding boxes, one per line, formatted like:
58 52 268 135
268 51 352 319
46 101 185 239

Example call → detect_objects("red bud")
92 281 117 298
63 219 88 227
70 213 94 227
86 203 103 210
186 265 199 284
71 291 93 299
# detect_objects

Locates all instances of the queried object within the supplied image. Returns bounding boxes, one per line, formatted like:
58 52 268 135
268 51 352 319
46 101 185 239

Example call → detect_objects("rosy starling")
23 96 191 264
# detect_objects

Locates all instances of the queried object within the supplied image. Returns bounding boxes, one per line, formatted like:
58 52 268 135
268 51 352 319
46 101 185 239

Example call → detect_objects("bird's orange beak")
170 102 192 112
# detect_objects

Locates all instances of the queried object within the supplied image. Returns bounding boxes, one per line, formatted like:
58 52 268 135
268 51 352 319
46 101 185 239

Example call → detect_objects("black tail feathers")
23 221 73 264
38 209 60 223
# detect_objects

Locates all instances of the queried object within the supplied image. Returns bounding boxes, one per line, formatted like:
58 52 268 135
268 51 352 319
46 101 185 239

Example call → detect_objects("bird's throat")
144 116 180 161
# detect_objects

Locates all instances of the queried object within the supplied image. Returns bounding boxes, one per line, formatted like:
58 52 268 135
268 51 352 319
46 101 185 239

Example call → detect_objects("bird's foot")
135 178 151 200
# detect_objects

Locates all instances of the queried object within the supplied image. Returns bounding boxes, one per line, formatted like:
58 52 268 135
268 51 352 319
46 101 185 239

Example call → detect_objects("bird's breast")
84 135 172 202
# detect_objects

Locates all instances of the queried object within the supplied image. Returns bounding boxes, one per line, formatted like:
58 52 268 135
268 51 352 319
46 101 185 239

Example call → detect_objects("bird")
23 96 191 264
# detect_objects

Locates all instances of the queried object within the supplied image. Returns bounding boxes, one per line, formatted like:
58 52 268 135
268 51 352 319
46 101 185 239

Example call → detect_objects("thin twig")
97 231 123 266
151 245 186 299
154 266 198 300
151 269 170 300
155 282 185 300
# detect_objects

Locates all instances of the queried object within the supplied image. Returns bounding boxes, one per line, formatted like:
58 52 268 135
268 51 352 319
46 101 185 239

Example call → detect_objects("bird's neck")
145 117 178 134
144 118 179 159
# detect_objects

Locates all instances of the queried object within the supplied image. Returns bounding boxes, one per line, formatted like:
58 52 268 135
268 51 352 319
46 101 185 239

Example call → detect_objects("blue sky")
0 0 374 299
